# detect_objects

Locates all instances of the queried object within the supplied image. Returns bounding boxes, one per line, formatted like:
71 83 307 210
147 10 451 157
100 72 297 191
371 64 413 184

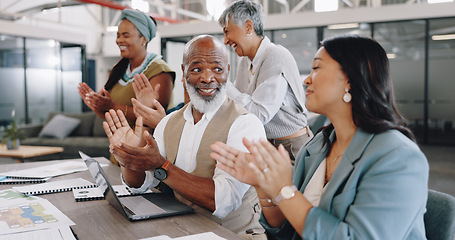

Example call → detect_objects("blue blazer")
261 128 429 240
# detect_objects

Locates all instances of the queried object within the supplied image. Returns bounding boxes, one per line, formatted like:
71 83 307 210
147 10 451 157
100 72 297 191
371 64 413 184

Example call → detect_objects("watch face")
154 168 167 181
281 186 296 199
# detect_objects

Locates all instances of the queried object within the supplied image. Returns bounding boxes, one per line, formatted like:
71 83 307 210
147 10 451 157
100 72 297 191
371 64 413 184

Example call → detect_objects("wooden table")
0 158 241 239
0 145 64 163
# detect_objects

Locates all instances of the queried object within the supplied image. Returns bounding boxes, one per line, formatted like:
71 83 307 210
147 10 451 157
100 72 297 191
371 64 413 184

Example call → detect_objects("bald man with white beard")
103 35 267 238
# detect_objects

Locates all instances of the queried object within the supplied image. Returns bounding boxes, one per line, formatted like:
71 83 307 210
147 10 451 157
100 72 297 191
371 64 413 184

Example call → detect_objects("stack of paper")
0 189 76 240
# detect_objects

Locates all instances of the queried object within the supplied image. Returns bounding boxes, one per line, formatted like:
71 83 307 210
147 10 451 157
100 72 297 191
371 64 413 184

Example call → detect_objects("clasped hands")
78 82 114 115
210 138 293 200
103 109 165 172
78 73 166 129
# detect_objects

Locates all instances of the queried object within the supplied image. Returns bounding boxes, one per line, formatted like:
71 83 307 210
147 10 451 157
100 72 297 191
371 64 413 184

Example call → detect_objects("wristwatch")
154 160 172 181
272 185 298 205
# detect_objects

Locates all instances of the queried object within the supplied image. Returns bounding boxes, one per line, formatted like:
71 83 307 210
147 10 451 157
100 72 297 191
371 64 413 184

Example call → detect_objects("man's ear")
182 78 187 90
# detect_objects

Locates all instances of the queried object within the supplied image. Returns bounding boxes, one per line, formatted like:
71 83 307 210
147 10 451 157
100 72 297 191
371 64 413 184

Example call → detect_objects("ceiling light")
428 0 453 3
315 0 338 12
387 53 396 59
432 34 455 40
327 23 359 30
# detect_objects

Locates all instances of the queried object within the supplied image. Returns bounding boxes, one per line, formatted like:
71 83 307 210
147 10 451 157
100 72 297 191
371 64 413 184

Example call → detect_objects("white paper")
0 194 75 235
140 232 226 240
0 161 88 178
174 232 227 240
140 236 172 240
0 226 76 240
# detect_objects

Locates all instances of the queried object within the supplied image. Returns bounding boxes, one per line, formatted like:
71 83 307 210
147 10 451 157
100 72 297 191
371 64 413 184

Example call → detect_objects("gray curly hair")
218 0 265 36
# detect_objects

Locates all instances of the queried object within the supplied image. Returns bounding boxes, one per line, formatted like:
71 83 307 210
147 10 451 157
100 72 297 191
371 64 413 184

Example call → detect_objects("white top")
226 37 289 125
127 99 266 218
303 158 328 207
227 36 308 139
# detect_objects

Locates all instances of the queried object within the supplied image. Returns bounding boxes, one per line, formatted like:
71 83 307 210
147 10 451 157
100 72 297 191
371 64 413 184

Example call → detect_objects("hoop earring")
247 32 253 36
343 88 352 103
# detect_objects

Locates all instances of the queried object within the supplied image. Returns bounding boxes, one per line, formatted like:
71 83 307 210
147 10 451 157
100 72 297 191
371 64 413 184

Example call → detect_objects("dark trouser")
269 126 313 164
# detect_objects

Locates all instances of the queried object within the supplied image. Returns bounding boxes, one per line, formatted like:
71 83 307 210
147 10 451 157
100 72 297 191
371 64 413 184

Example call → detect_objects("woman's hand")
132 73 160 108
245 138 294 198
210 138 260 187
78 82 115 118
86 88 115 113
77 82 96 109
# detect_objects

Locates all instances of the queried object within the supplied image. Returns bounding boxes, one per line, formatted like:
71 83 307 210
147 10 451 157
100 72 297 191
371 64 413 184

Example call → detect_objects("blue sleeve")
302 144 428 239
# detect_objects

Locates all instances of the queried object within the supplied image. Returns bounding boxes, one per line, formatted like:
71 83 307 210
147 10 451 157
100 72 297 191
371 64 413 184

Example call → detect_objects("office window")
428 18 455 144
163 37 190 108
0 35 25 125
62 46 83 113
273 28 318 75
374 20 426 142
25 38 61 123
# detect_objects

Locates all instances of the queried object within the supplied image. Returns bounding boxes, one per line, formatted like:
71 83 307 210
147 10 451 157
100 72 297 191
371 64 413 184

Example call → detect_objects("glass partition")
374 20 426 142
273 28 318 75
0 36 85 126
25 38 61 123
428 18 455 144
62 46 83 113
0 35 25 125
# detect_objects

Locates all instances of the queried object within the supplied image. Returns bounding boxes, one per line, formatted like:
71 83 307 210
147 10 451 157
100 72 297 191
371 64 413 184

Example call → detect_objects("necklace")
325 153 343 185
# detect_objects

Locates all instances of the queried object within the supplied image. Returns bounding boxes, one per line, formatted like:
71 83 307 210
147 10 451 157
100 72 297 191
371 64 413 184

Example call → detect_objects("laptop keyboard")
120 196 166 216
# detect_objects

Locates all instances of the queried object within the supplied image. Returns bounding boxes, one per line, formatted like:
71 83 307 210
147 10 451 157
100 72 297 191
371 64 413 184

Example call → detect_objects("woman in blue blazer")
211 35 429 239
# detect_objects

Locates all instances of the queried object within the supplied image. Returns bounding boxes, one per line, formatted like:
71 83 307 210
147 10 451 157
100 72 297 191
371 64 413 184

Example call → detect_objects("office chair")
424 189 455 240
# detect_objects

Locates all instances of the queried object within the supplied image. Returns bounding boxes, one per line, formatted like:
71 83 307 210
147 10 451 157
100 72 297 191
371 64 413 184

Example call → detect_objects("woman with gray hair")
219 0 311 162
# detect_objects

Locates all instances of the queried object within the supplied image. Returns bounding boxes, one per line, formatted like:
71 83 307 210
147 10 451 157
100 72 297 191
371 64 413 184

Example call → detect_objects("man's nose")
200 70 215 83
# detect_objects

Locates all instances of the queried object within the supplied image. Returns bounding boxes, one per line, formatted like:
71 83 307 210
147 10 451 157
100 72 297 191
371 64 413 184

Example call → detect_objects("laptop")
79 151 193 221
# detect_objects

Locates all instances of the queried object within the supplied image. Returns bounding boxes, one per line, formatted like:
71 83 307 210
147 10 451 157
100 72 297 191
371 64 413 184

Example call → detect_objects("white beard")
186 81 227 114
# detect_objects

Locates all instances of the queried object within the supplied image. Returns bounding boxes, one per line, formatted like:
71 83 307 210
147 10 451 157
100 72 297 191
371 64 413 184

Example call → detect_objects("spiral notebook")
73 185 154 202
0 176 51 185
12 178 96 195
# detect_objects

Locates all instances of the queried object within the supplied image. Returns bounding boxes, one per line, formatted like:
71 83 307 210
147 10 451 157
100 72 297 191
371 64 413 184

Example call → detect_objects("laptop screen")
83 156 132 218
80 151 193 221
